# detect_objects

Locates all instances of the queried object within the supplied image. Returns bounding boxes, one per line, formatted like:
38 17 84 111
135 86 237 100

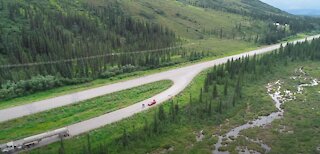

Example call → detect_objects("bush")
100 65 138 78
61 78 92 85
0 75 92 101
0 75 61 100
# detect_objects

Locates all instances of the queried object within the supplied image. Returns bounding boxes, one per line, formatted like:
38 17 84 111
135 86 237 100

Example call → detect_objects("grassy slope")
122 0 267 40
0 80 172 143
29 59 320 154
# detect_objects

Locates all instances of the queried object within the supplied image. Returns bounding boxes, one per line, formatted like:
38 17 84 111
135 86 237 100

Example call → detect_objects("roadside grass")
29 60 320 154
282 31 320 42
0 80 173 143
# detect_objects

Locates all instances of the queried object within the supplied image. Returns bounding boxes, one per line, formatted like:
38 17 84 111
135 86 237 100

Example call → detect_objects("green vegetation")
0 75 90 104
29 37 320 154
0 80 172 143
238 62 320 154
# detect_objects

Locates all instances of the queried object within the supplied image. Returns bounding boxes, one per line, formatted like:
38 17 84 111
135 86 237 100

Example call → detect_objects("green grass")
281 31 320 42
0 80 173 143
29 60 320 154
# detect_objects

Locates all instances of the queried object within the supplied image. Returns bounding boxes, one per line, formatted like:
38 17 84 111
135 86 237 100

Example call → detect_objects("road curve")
0 35 319 124
2 35 320 152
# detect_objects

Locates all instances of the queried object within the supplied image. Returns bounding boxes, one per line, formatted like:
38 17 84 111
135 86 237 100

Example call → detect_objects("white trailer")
22 128 69 148
1 127 69 153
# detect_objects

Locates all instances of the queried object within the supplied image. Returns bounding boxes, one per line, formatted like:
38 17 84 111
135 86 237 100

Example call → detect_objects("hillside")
0 0 319 100
122 0 318 42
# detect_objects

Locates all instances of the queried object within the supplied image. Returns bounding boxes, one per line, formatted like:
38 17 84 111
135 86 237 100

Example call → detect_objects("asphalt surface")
1 35 320 152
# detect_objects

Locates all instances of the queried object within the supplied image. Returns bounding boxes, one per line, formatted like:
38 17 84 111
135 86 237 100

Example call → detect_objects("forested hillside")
0 0 177 81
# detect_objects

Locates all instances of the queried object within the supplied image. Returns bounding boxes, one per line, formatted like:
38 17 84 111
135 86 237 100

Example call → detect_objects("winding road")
1 35 320 151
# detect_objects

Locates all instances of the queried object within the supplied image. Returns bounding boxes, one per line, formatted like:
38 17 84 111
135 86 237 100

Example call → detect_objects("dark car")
148 100 157 106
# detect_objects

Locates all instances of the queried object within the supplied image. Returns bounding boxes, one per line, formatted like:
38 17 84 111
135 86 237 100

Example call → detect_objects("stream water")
213 68 319 154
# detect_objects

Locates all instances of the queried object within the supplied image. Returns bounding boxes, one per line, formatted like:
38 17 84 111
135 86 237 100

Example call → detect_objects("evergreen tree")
158 105 166 121
58 138 65 154
208 100 212 115
212 83 218 99
232 94 236 107
199 88 203 102
224 79 228 96
219 98 223 114
121 129 129 147
87 134 92 154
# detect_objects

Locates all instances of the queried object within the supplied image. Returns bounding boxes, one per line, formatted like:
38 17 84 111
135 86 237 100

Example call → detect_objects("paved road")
0 35 319 124
2 35 320 152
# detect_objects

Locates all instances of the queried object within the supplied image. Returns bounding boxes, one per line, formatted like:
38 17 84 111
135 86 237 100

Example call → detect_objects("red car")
148 100 157 106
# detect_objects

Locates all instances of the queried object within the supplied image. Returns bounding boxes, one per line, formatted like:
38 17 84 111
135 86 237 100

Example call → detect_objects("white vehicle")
0 142 15 153
0 128 69 153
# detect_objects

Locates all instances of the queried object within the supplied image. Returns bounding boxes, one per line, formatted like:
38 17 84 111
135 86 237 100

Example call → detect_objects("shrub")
100 65 138 78
0 75 92 100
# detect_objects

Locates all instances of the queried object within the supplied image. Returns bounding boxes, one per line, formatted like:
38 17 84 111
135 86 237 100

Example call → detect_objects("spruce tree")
224 79 228 96
212 83 218 99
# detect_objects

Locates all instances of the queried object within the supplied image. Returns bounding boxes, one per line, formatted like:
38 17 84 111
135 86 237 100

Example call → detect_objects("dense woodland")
50 37 320 153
